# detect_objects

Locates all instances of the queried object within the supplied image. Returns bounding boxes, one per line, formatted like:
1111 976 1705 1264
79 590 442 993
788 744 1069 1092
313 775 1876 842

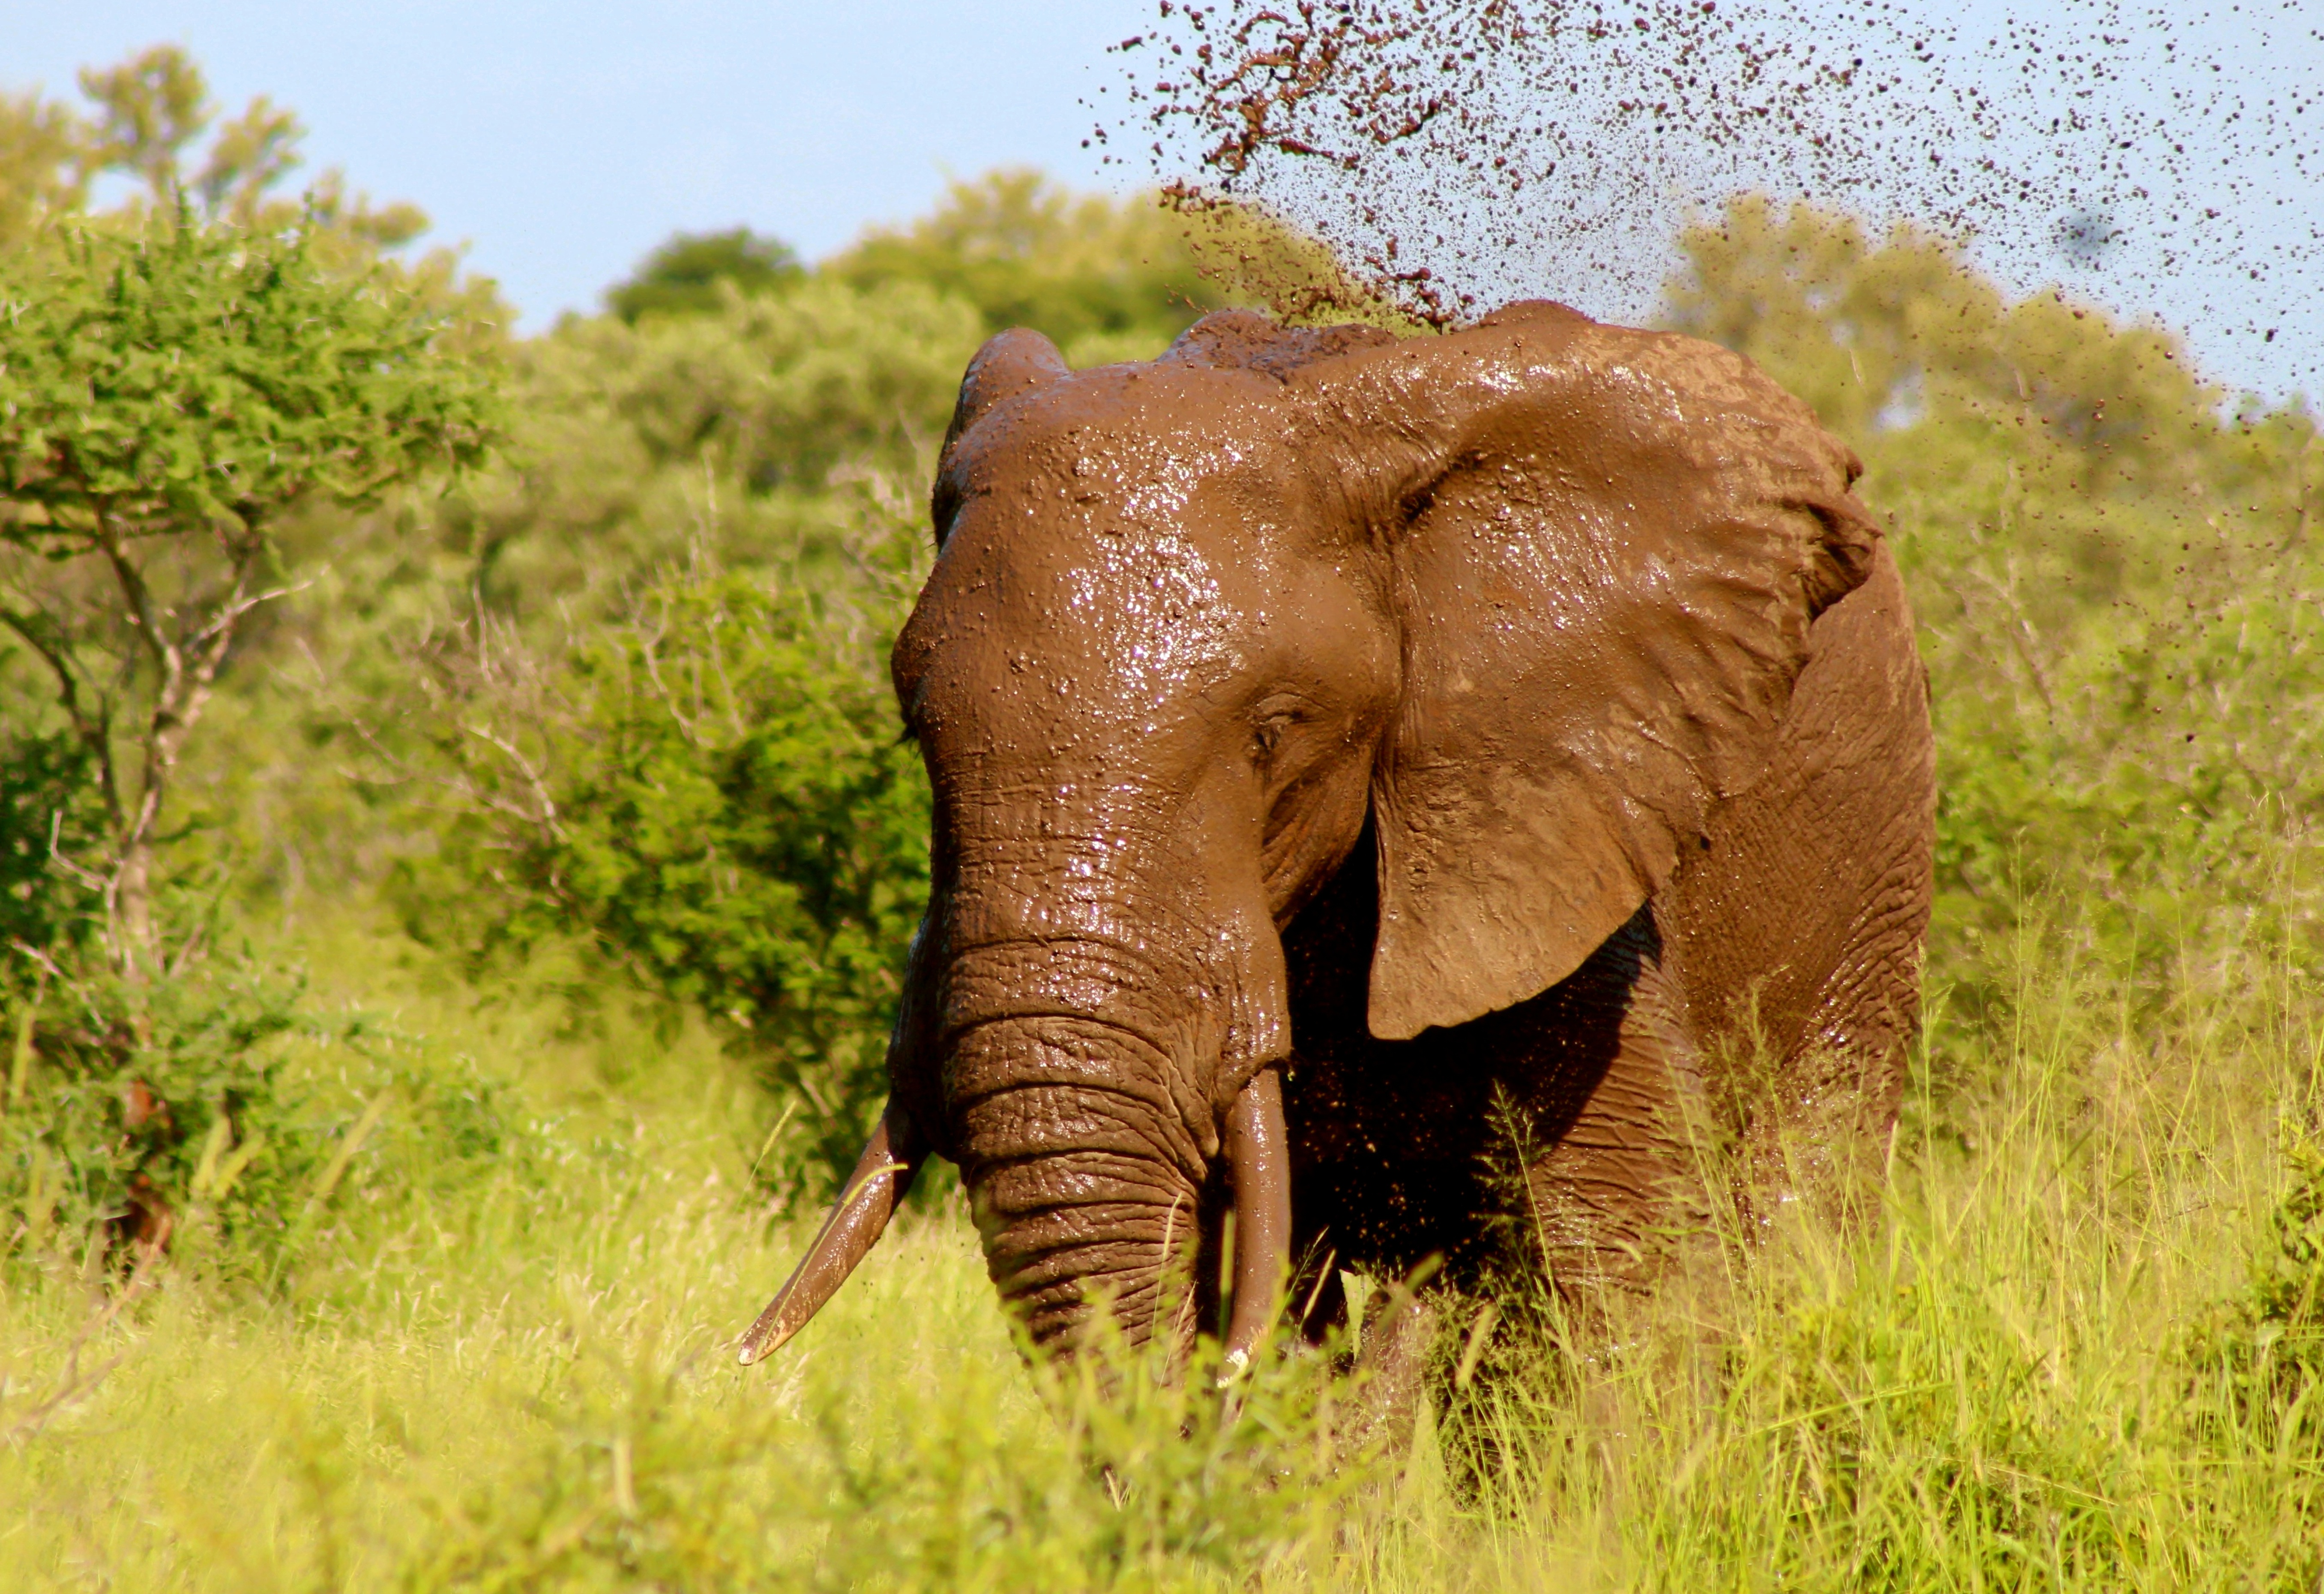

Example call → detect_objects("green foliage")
78 45 216 200
446 276 977 615
0 57 506 1265
825 170 1412 366
0 44 434 254
1666 196 2324 1073
2185 1128 2324 1457
398 1331 1357 1591
605 226 804 323
338 276 967 1189
4 908 2324 1590
0 955 515 1283
397 530 930 1188
0 722 105 965
827 168 1229 366
0 86 89 241
0 202 500 972
0 209 497 538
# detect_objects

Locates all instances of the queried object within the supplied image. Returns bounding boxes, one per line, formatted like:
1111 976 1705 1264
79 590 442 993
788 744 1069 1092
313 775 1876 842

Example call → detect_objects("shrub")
2185 1128 2324 1459
0 724 106 972
0 955 515 1282
395 498 930 1192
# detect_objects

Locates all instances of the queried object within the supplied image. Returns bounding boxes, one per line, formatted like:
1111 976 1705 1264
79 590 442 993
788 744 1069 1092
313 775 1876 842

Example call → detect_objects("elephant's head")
738 302 1878 1370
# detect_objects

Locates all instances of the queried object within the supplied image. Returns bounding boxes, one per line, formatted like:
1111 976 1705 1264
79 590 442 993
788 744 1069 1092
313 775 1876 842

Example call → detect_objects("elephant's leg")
1342 1276 1441 1462
1509 908 1721 1318
1737 897 1926 1234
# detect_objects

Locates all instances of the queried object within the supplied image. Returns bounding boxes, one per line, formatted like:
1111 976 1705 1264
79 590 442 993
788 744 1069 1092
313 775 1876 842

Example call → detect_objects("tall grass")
1402 912 2324 1590
5 891 2321 1591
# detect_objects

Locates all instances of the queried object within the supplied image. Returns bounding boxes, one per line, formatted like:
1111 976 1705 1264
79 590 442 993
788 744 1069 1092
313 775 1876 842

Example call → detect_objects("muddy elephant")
738 300 1935 1375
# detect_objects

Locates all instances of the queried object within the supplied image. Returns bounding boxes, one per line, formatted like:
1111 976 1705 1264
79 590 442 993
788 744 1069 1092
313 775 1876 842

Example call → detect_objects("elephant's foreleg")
1508 908 1721 1321
1341 1276 1440 1463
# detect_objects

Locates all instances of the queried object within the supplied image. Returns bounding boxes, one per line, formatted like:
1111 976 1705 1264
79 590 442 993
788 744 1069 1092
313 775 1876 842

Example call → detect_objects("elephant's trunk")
948 1011 1213 1354
735 794 1297 1368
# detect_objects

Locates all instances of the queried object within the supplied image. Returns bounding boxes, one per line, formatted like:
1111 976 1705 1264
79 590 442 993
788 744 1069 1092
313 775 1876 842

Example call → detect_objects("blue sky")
5 3 2316 397
3 2 1146 327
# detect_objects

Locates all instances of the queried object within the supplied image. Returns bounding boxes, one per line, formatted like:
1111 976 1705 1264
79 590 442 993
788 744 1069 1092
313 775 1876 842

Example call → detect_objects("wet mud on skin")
1279 821 1653 1289
785 0 2314 1362
874 294 1930 1358
1098 0 2319 396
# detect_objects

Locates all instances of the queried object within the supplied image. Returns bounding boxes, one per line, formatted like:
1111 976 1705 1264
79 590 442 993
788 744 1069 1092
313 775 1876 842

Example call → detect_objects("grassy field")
4 132 2321 1586
5 896 2321 1592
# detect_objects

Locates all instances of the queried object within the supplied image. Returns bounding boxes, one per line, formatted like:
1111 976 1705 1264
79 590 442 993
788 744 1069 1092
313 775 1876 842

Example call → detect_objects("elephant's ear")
931 329 1070 545
1344 302 1881 1040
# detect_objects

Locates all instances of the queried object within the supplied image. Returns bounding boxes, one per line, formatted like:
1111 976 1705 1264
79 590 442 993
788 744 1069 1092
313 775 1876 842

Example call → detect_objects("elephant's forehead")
902 380 1308 724
904 507 1261 730
1060 522 1245 689
965 369 1282 511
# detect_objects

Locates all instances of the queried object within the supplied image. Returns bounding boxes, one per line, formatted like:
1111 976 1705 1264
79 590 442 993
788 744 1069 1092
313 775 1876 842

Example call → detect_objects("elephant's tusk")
737 1100 925 1366
1221 1065 1291 1377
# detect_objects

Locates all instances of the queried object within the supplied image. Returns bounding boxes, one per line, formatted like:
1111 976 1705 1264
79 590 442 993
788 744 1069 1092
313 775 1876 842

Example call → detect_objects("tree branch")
94 505 186 723
460 722 561 834
46 808 108 893
0 601 123 831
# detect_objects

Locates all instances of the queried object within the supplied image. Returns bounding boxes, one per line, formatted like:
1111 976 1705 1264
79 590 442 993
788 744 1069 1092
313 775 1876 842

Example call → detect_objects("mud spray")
1087 0 2316 399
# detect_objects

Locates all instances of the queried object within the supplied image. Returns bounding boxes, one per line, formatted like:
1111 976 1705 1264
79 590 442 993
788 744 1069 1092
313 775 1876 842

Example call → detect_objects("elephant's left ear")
931 329 1071 546
1334 303 1881 1040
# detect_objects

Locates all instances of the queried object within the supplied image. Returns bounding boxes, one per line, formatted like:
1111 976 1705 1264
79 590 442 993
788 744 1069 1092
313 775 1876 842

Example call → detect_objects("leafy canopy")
0 204 501 972
0 209 497 543
605 227 804 323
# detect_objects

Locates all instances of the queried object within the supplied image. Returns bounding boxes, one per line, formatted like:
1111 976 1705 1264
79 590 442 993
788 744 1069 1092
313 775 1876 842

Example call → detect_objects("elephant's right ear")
1320 305 1881 1041
931 329 1070 546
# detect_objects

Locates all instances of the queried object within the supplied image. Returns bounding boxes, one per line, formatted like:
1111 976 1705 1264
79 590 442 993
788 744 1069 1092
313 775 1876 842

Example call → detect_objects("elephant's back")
1657 541 1936 1118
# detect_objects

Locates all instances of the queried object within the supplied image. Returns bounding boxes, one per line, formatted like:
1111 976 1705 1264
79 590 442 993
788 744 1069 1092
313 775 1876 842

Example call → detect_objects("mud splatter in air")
1090 0 2320 396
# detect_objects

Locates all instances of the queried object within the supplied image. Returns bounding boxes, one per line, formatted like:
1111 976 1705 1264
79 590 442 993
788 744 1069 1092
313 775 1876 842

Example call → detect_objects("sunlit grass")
6 906 2323 1591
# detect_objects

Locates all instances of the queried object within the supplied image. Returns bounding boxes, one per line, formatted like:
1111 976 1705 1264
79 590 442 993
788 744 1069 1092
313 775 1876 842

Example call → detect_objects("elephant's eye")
1250 698 1310 767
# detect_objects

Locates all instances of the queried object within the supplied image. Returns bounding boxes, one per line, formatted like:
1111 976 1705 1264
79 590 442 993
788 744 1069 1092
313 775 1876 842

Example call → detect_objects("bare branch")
5 938 67 986
184 574 312 659
461 722 561 834
0 602 125 831
46 809 108 893
94 512 185 722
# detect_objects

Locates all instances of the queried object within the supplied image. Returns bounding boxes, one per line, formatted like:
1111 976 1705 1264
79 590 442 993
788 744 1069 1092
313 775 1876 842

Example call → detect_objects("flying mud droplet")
1092 0 2321 397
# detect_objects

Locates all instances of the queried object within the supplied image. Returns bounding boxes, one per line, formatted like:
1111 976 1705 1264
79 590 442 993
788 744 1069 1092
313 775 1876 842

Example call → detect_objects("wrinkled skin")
763 300 1934 1369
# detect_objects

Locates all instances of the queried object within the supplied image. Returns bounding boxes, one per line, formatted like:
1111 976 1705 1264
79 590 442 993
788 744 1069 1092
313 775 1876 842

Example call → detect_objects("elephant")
737 299 1935 1381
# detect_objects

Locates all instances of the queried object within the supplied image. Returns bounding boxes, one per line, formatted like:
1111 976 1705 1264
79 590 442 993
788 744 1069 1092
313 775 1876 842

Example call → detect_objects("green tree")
0 86 89 243
0 45 432 255
1666 196 2324 1057
395 518 930 1189
437 275 980 621
826 168 1225 366
0 44 505 974
606 227 804 323
0 208 499 973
